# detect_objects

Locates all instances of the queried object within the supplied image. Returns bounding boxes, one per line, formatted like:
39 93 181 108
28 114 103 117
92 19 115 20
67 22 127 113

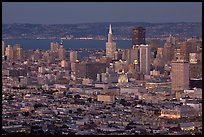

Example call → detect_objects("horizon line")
2 21 202 25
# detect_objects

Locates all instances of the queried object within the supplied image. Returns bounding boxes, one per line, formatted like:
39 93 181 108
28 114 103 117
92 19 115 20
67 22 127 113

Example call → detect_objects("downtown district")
2 24 202 135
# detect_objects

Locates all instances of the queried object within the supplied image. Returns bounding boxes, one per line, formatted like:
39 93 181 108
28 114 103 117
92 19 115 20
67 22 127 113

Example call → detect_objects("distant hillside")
2 22 202 39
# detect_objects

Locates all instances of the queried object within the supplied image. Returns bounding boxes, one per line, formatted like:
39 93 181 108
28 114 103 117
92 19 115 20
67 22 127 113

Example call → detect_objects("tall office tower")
58 40 66 60
122 48 139 64
139 44 150 75
43 51 54 64
50 42 54 51
163 42 174 64
179 42 189 61
13 44 19 60
106 24 116 59
13 44 24 60
2 41 5 56
50 42 59 52
5 45 13 60
132 27 146 46
171 60 189 91
185 37 202 53
70 51 78 63
163 34 176 64
179 39 201 62
188 52 202 79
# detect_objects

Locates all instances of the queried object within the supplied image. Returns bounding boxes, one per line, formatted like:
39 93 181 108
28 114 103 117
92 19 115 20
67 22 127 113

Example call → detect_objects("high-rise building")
106 24 116 59
50 42 58 52
163 34 176 64
163 43 174 64
153 47 164 70
113 50 123 60
171 60 189 91
70 51 78 63
2 41 5 56
5 45 13 60
13 44 24 60
139 44 150 75
122 47 139 65
132 27 146 46
179 42 189 61
58 40 66 60
50 42 54 51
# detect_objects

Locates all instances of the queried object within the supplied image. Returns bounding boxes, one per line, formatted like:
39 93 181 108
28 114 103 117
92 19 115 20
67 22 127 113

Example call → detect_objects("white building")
106 24 116 59
139 44 150 75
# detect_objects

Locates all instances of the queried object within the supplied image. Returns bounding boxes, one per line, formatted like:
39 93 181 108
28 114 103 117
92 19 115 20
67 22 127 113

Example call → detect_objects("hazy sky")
2 2 202 24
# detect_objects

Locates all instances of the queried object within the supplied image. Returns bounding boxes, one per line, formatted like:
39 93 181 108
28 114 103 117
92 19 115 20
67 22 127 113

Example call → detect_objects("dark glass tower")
132 27 146 46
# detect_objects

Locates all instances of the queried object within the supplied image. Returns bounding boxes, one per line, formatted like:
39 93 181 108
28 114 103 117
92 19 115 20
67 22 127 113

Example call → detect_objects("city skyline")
2 2 202 24
2 2 202 135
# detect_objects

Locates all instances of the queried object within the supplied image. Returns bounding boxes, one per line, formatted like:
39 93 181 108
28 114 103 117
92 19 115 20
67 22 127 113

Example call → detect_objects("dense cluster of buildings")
2 24 202 135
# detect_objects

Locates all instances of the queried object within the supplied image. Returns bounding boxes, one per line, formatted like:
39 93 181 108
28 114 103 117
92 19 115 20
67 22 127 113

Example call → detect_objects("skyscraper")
163 43 174 64
122 48 138 64
2 41 5 56
50 42 59 52
132 27 146 46
13 44 24 61
106 24 116 60
70 51 78 63
139 44 150 75
58 40 66 60
5 45 13 60
163 34 176 64
171 60 189 91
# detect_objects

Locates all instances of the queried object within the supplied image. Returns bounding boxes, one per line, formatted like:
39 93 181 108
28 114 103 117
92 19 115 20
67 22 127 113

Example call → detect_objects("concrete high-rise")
58 40 66 60
163 43 174 64
50 42 58 52
163 34 176 64
122 48 139 64
5 45 13 60
70 51 78 63
132 27 146 46
2 41 5 56
139 44 150 75
106 24 116 59
13 44 24 61
171 60 189 91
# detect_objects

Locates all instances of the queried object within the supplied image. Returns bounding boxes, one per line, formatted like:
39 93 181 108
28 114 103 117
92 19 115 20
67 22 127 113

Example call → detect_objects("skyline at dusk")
2 2 202 24
2 2 202 135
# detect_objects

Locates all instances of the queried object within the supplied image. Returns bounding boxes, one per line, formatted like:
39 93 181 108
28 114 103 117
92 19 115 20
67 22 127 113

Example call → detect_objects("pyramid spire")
109 24 112 34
